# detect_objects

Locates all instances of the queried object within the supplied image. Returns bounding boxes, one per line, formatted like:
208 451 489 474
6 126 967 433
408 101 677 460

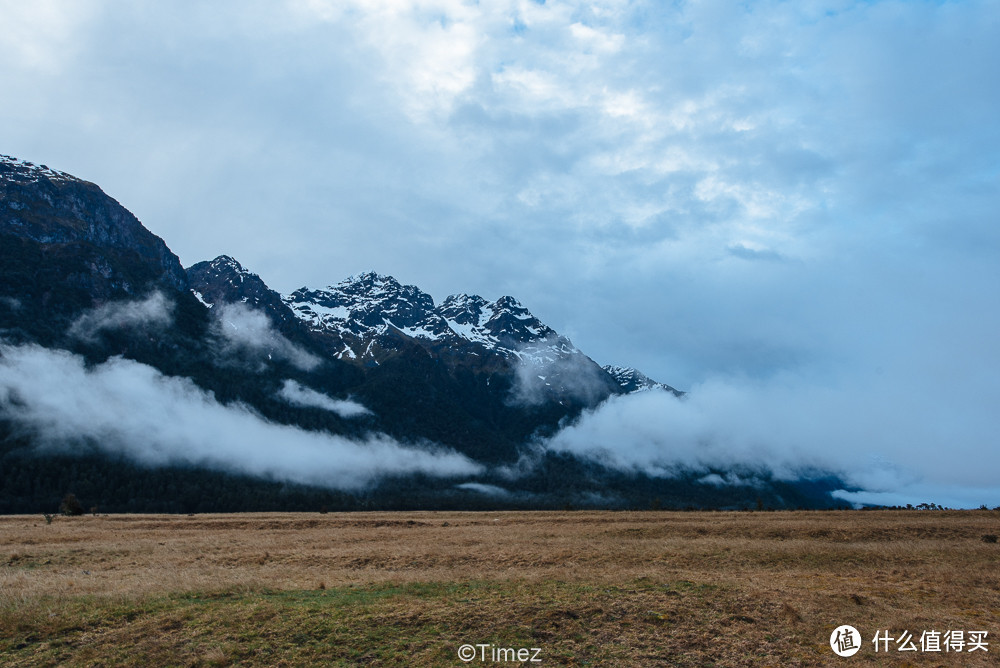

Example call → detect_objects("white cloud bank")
545 373 1000 509
0 343 481 490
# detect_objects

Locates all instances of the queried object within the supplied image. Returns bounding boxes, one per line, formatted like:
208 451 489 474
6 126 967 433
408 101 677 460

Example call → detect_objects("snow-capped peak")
283 272 445 348
439 293 490 325
188 255 259 293
283 273 570 359
493 295 526 311
1 154 79 184
339 271 404 293
208 255 251 275
603 365 682 395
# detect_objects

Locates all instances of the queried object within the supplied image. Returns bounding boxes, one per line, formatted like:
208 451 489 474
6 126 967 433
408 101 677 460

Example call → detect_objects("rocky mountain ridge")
285 273 566 360
1 154 187 295
603 365 682 396
187 255 667 398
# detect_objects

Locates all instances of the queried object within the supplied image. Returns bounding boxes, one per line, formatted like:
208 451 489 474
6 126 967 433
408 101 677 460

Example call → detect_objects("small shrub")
59 493 85 516
981 534 998 544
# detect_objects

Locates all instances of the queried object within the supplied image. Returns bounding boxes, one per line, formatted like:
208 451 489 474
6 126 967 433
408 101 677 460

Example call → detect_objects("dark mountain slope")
0 155 209 355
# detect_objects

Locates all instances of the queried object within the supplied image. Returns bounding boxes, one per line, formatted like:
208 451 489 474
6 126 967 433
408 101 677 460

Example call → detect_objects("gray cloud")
277 379 371 419
0 343 481 490
68 292 173 343
213 302 321 372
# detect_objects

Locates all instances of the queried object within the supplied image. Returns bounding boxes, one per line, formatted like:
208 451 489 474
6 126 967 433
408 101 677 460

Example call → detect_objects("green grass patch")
1 580 601 666
0 578 814 667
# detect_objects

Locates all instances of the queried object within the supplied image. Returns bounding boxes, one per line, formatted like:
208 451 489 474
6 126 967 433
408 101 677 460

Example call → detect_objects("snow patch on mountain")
283 273 571 362
604 365 682 396
0 155 80 184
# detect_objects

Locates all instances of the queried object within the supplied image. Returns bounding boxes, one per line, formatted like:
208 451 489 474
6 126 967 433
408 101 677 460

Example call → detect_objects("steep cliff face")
1 156 187 331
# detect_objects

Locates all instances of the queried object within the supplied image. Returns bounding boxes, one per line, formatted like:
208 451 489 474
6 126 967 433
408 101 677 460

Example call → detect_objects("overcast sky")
2 1 999 504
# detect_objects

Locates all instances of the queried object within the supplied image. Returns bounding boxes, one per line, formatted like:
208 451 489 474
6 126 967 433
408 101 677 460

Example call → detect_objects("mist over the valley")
543 372 1000 509
3 284 999 507
0 342 481 490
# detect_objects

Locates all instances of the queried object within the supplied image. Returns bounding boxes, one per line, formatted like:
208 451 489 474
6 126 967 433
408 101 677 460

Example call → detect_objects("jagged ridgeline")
0 155 846 512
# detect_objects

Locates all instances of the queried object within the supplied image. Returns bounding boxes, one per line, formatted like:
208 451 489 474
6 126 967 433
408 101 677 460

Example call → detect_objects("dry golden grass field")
1 510 999 666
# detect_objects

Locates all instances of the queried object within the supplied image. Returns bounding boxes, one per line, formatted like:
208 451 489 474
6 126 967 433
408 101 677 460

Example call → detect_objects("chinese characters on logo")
830 625 861 657
832 626 989 657
871 629 989 653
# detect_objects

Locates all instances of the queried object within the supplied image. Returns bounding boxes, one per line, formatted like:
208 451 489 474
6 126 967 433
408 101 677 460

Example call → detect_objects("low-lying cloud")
68 292 173 343
510 337 611 406
213 302 321 372
545 372 1000 509
455 482 513 499
277 379 372 418
0 343 481 490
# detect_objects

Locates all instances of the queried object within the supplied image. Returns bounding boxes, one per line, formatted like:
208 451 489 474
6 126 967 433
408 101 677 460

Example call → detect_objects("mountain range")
0 154 848 512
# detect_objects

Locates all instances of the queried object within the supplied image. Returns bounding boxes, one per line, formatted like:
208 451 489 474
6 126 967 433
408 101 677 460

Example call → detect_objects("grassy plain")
1 510 998 666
